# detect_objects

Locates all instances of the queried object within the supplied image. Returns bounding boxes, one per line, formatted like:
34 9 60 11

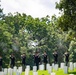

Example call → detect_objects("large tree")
56 0 76 62
56 0 76 31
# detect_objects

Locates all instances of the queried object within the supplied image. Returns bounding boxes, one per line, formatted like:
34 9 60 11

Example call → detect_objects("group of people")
33 51 48 70
0 50 69 71
53 50 69 66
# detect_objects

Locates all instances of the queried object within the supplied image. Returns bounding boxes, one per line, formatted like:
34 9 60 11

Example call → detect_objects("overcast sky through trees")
1 0 60 18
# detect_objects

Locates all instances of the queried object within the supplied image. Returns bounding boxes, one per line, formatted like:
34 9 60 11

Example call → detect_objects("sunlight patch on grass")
14 68 76 75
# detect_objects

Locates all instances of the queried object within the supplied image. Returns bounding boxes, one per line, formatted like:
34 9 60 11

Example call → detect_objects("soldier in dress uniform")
0 55 2 71
53 50 58 64
64 51 69 66
10 53 15 68
33 51 41 70
43 51 48 70
21 53 26 71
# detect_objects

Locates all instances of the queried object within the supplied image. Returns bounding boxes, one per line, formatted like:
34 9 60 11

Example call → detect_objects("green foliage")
0 4 76 67
56 0 76 31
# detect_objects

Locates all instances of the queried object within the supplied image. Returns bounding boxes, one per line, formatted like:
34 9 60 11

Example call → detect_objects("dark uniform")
21 53 26 71
64 51 69 66
53 51 58 64
43 52 48 70
34 52 41 70
0 56 2 71
10 54 15 68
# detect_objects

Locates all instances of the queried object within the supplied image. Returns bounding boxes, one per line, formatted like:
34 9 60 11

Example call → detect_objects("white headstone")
0 72 4 75
8 68 11 75
25 65 30 75
16 69 20 75
39 64 44 70
2 68 4 71
33 72 38 75
25 68 30 75
54 64 58 71
51 72 56 75
48 66 52 74
13 66 17 72
33 66 37 72
26 65 30 70
10 69 13 75
69 62 74 71
74 62 76 69
60 63 65 69
4 68 8 75
52 63 54 69
64 66 68 74
18 66 22 74
46 63 50 70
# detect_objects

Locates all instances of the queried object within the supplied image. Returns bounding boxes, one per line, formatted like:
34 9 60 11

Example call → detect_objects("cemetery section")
0 62 76 75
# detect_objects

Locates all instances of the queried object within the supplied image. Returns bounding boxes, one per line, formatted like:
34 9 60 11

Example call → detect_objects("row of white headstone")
0 62 76 75
0 66 22 75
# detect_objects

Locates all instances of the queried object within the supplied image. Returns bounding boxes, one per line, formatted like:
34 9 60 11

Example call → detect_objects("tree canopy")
0 0 76 68
56 0 76 31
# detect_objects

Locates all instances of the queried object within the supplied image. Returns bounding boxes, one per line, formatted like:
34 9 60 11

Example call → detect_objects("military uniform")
53 52 58 64
10 55 15 68
0 57 2 71
43 53 47 70
64 52 69 66
21 54 26 71
34 54 41 70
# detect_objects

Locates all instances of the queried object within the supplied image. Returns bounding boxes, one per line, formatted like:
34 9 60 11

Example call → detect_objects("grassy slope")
20 68 76 75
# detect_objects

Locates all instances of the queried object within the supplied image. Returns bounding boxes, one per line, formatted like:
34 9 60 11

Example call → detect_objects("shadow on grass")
68 72 76 74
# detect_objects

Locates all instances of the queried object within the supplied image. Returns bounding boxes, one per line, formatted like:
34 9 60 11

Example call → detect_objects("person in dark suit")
10 53 15 68
0 55 2 71
53 50 58 64
21 53 26 71
64 51 69 66
34 51 41 70
43 51 48 70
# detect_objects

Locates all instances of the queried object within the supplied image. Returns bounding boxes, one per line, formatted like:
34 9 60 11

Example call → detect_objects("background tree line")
0 0 76 68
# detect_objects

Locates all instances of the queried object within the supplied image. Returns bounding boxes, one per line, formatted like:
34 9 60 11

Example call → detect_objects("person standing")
34 51 41 70
10 53 15 68
43 51 48 70
21 53 26 71
64 51 69 66
0 55 2 71
53 50 58 64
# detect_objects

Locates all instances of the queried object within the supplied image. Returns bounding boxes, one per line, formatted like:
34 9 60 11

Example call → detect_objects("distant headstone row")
0 62 76 75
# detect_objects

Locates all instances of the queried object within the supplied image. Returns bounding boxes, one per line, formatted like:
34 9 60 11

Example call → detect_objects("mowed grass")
13 68 76 75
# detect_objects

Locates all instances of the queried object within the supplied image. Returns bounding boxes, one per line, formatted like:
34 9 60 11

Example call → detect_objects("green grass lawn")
13 68 76 75
22 68 76 75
